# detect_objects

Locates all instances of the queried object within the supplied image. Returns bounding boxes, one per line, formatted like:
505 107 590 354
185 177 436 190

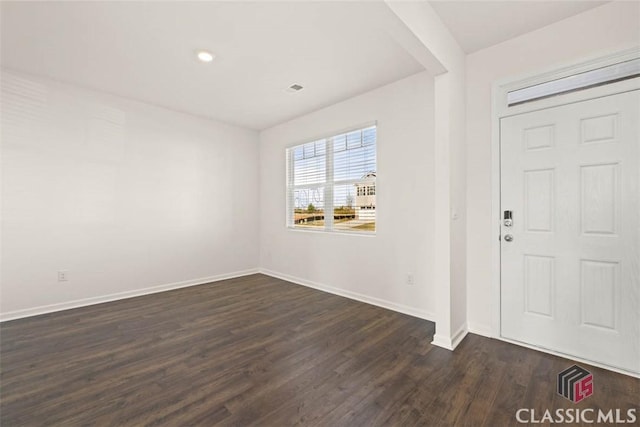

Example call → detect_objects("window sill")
286 226 376 237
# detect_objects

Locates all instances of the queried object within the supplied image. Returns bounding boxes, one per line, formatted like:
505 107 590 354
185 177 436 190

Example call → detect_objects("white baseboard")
431 323 468 351
259 268 436 322
0 268 260 322
467 322 495 338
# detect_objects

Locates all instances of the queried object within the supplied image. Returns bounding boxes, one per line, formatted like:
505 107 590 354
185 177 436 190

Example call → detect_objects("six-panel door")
500 90 640 374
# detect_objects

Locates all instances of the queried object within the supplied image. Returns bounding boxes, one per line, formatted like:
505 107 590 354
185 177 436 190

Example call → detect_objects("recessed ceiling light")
196 50 215 63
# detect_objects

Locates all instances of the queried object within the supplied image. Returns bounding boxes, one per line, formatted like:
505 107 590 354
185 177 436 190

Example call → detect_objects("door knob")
504 234 514 242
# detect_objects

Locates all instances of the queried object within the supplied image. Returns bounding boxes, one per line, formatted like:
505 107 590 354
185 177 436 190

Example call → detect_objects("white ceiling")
0 1 423 130
1 1 610 130
430 1 609 54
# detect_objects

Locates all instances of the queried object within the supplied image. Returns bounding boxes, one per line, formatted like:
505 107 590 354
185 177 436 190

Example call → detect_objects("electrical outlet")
58 270 68 282
406 273 414 285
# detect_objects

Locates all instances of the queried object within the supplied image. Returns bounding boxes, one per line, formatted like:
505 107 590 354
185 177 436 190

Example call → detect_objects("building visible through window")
354 172 376 224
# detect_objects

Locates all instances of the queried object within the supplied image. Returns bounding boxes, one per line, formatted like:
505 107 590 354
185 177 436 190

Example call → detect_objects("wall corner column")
385 0 468 350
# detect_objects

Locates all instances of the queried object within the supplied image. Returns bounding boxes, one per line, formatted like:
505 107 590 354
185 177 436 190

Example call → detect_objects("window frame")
285 121 377 236
507 57 640 106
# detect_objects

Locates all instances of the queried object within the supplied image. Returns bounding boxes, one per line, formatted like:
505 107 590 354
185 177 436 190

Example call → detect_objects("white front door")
500 90 640 374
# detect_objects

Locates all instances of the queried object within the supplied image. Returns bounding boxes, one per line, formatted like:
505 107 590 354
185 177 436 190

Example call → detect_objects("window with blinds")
286 124 377 233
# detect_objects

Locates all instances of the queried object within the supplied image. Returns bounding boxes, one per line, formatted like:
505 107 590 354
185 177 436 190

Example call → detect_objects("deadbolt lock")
504 210 513 227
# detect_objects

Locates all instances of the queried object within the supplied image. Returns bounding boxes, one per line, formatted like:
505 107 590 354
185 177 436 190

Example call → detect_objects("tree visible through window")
286 125 376 233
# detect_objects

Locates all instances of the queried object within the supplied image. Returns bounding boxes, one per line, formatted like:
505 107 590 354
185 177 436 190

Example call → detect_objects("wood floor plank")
1 273 638 426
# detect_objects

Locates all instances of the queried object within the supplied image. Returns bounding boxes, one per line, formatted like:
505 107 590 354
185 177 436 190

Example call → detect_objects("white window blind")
286 124 377 233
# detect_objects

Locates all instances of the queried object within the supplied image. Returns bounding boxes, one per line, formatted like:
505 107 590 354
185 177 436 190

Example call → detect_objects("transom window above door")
286 125 377 234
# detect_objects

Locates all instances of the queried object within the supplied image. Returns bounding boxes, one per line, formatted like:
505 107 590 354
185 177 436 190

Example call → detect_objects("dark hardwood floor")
1 274 638 426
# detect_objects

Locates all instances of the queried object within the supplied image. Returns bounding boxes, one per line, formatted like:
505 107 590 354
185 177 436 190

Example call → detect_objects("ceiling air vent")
286 84 304 93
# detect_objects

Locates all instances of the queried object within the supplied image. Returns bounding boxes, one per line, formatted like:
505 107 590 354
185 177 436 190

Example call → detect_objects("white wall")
0 69 260 318
465 1 640 334
259 71 436 319
447 64 467 337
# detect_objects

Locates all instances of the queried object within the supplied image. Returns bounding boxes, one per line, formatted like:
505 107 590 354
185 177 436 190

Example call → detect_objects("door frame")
489 46 640 376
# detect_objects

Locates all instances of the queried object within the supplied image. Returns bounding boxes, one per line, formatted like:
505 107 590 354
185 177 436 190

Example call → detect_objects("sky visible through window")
292 126 376 210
